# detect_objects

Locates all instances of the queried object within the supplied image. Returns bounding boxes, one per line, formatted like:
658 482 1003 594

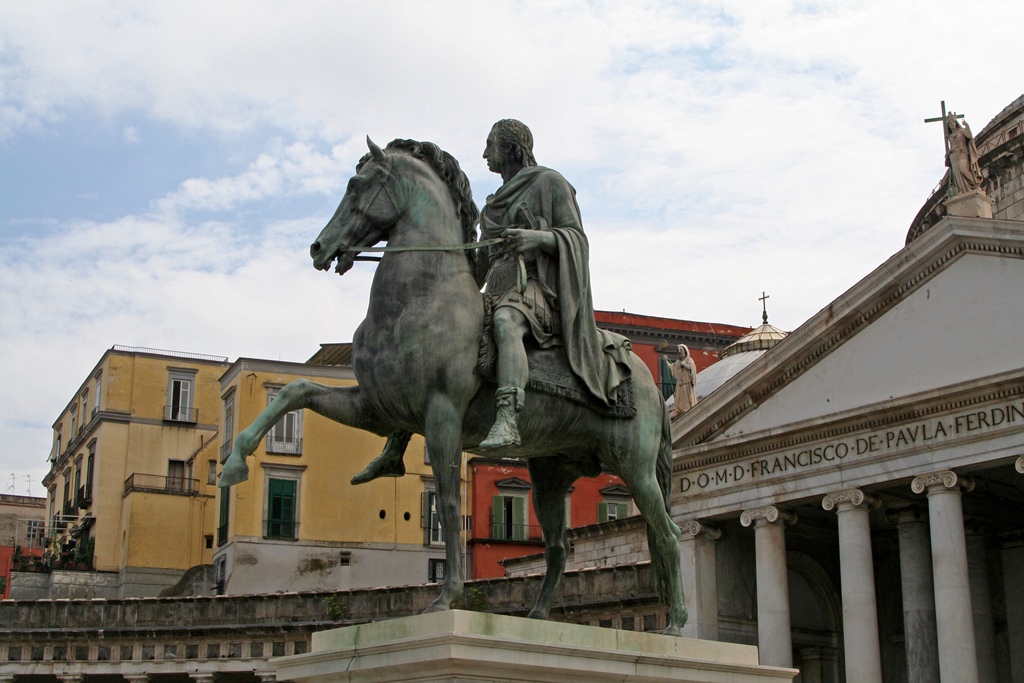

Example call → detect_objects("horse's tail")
657 404 675 519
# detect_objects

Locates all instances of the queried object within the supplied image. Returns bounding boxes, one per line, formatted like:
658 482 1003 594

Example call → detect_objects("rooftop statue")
670 344 698 418
219 128 688 634
945 112 983 195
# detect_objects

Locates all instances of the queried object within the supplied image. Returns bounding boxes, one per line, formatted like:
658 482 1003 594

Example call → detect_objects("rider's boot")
479 387 524 449
351 429 411 485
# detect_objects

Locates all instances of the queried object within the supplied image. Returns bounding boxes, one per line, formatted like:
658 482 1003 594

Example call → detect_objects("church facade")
671 215 1024 682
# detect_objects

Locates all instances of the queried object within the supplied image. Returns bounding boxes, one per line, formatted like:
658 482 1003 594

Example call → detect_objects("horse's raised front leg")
526 456 583 620
422 395 467 613
219 379 369 487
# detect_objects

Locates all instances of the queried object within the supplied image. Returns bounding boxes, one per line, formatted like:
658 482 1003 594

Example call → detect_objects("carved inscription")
680 399 1024 494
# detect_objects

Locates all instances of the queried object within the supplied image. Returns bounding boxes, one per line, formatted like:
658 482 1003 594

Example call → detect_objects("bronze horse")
219 137 688 633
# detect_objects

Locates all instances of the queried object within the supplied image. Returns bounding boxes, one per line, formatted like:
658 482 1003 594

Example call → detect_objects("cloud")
2 0 1022 495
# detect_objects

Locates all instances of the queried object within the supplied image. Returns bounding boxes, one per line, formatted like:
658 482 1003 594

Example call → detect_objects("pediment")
675 217 1024 447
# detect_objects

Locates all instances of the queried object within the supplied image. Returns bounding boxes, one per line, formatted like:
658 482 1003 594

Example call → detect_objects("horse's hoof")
526 608 549 621
661 625 684 637
351 456 406 485
219 459 250 487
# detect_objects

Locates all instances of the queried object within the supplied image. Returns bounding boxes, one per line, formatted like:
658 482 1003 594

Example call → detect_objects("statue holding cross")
925 101 983 196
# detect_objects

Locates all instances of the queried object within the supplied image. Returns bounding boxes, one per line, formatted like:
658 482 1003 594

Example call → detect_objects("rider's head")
489 119 537 169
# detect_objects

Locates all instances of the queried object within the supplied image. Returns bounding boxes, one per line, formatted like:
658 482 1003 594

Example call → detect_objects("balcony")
489 523 543 542
164 405 198 423
263 519 299 540
124 473 199 496
76 485 92 509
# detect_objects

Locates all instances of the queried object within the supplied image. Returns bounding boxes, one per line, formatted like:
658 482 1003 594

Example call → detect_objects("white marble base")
273 610 797 683
944 189 994 219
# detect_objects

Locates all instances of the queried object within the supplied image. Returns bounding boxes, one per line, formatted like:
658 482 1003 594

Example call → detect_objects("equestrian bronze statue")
219 125 688 634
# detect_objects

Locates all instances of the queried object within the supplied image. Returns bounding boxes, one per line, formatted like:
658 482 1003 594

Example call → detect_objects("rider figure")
352 120 631 480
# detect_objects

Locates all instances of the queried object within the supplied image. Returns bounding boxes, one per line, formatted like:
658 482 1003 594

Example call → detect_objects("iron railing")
124 473 199 496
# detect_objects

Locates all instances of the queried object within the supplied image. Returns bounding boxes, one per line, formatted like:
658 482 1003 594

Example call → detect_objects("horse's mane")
358 139 481 269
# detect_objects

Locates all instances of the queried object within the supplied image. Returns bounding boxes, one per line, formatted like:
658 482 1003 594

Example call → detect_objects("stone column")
1002 534 1024 683
678 520 721 640
822 489 883 683
965 521 997 683
912 470 979 683
741 505 796 668
891 506 940 683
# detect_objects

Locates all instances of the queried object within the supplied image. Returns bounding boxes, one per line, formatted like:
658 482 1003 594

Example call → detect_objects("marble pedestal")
273 610 797 683
944 189 994 219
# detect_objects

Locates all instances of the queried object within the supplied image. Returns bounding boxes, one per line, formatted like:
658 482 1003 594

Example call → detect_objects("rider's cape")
481 165 632 407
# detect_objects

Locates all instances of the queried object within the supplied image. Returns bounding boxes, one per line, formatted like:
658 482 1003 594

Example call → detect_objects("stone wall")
503 516 650 577
0 563 669 679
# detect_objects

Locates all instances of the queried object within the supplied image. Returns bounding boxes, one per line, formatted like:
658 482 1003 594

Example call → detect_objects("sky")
1 1 1021 497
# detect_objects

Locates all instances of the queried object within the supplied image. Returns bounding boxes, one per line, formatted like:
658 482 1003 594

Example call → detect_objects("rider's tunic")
480 166 632 407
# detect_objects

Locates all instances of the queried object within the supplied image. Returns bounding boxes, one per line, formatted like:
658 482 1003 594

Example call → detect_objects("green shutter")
617 503 630 519
268 478 297 539
597 501 609 523
512 495 526 541
492 495 504 539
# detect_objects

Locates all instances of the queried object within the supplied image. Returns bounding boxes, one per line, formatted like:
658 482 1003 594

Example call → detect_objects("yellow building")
25 345 229 599
214 348 464 594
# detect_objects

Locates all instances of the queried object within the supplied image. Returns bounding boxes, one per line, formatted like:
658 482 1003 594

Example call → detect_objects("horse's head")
311 137 398 276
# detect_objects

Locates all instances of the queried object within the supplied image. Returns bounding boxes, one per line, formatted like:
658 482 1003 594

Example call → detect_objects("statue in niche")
945 112 983 195
670 344 698 417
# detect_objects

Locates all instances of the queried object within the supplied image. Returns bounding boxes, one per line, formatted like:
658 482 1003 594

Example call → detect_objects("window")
217 488 230 546
85 445 95 501
70 407 78 440
266 478 298 539
73 459 83 506
166 369 197 422
492 494 527 541
54 429 62 461
26 520 45 545
598 484 632 523
92 373 102 416
266 387 302 454
167 460 186 491
214 555 227 595
423 489 443 546
80 391 89 428
598 501 630 522
221 391 235 463
428 558 445 582
207 459 217 485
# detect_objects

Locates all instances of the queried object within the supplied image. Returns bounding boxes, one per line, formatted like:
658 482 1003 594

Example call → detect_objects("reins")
346 237 505 262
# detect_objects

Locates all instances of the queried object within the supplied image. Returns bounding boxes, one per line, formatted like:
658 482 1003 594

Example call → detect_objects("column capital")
911 470 975 495
122 675 149 683
740 505 796 528
1016 455 1023 474
822 488 880 511
189 674 216 683
254 672 277 683
679 519 722 540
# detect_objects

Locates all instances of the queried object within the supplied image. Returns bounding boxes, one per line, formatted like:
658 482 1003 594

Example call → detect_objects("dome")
694 311 788 400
